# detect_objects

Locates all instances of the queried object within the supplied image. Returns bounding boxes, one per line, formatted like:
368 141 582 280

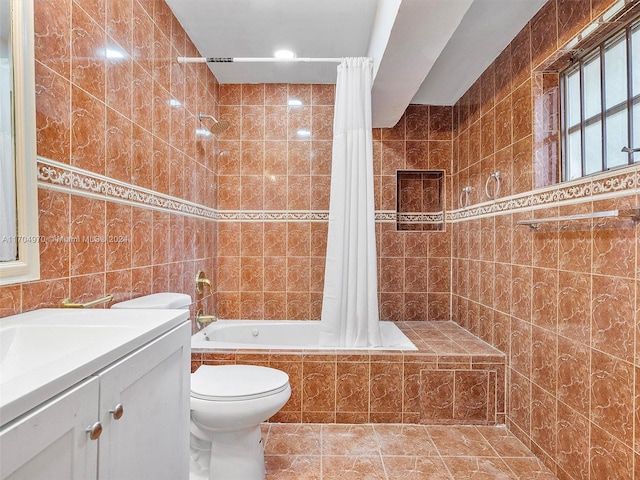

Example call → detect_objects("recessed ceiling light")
274 49 295 59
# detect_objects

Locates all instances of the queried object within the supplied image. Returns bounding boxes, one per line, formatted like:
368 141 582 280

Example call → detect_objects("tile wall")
3 1 638 478
375 105 453 321
215 93 453 321
450 0 640 479
0 0 219 317
396 170 445 231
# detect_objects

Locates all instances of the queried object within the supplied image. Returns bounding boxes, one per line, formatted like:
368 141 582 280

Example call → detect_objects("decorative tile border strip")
217 211 329 222
36 160 398 223
217 211 403 222
37 157 639 224
448 165 640 223
37 157 217 220
376 212 396 222
397 212 444 224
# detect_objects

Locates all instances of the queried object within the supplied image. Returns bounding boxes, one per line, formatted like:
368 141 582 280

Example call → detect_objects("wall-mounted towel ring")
484 171 501 200
459 186 471 209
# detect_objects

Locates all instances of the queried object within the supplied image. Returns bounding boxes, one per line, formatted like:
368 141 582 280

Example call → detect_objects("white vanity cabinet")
97 321 191 480
0 377 100 480
0 321 191 480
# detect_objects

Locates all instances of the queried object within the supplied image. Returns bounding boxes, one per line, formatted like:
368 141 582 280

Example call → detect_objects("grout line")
319 423 324 479
423 425 456 479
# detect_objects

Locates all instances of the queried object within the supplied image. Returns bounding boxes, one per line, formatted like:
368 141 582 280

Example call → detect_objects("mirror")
0 0 39 285
396 170 445 231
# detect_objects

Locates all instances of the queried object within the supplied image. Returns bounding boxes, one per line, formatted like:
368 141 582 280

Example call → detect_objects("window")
561 19 640 180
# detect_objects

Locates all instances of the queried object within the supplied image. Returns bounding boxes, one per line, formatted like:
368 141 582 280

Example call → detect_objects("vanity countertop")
0 308 189 426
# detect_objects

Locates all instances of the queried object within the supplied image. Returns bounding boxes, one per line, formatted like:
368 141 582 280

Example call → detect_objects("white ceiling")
165 0 547 127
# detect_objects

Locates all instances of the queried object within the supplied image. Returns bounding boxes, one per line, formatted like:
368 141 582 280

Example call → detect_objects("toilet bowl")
190 365 291 480
111 293 291 480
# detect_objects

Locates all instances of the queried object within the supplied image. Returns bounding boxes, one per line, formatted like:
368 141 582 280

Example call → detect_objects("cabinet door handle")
110 403 124 420
86 422 103 440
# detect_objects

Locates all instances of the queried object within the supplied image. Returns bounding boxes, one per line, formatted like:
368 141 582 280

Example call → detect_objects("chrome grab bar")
61 294 114 308
517 207 640 229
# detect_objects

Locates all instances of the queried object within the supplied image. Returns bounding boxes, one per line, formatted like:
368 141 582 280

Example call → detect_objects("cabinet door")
97 322 190 480
0 377 100 480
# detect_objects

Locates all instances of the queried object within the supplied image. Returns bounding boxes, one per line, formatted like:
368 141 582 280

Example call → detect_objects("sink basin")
0 323 135 382
0 308 189 426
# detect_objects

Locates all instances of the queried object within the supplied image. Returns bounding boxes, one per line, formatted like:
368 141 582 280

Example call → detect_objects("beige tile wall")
0 0 218 317
215 90 453 321
451 1 640 478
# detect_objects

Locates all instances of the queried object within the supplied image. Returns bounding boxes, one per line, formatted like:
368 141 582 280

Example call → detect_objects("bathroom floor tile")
262 423 558 479
474 426 534 457
264 423 322 455
321 456 386 480
502 458 559 480
320 424 379 456
381 456 452 479
442 457 516 479
372 424 439 456
265 455 322 479
426 425 496 457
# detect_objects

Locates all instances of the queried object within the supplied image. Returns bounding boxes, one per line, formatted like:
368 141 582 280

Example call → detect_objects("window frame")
560 20 640 180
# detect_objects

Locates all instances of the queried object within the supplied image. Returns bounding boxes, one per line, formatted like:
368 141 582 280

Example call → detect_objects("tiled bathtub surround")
215 87 453 322
192 321 505 425
0 0 219 317
450 0 640 479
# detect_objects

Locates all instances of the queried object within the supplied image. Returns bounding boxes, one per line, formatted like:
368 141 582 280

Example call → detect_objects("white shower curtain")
319 57 382 348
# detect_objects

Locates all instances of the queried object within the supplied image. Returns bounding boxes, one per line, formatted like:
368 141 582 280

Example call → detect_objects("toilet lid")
111 293 191 309
191 365 290 401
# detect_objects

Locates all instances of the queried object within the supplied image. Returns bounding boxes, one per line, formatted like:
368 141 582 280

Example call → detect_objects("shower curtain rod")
177 56 343 64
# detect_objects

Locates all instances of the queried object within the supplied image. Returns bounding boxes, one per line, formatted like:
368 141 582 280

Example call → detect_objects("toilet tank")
112 293 192 309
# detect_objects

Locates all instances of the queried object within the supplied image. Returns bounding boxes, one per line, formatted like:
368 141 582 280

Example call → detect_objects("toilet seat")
191 365 290 401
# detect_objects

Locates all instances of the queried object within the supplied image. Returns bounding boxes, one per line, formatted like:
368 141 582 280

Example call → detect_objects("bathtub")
191 320 417 351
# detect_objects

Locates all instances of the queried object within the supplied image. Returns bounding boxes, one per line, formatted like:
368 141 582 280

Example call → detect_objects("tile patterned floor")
262 423 557 479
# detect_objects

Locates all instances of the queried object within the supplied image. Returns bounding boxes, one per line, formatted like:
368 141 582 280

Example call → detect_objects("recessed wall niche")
396 170 445 231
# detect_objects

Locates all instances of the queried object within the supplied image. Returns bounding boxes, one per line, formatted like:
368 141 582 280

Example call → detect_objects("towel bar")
61 294 114 308
517 207 640 229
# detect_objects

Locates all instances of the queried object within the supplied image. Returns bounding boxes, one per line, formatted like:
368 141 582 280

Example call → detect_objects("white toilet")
112 293 291 480
190 365 290 480
111 292 193 310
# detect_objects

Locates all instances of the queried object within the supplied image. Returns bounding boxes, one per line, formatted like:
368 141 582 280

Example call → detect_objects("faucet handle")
195 270 212 294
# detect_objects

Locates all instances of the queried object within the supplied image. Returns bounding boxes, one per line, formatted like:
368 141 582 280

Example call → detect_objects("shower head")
198 112 230 135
